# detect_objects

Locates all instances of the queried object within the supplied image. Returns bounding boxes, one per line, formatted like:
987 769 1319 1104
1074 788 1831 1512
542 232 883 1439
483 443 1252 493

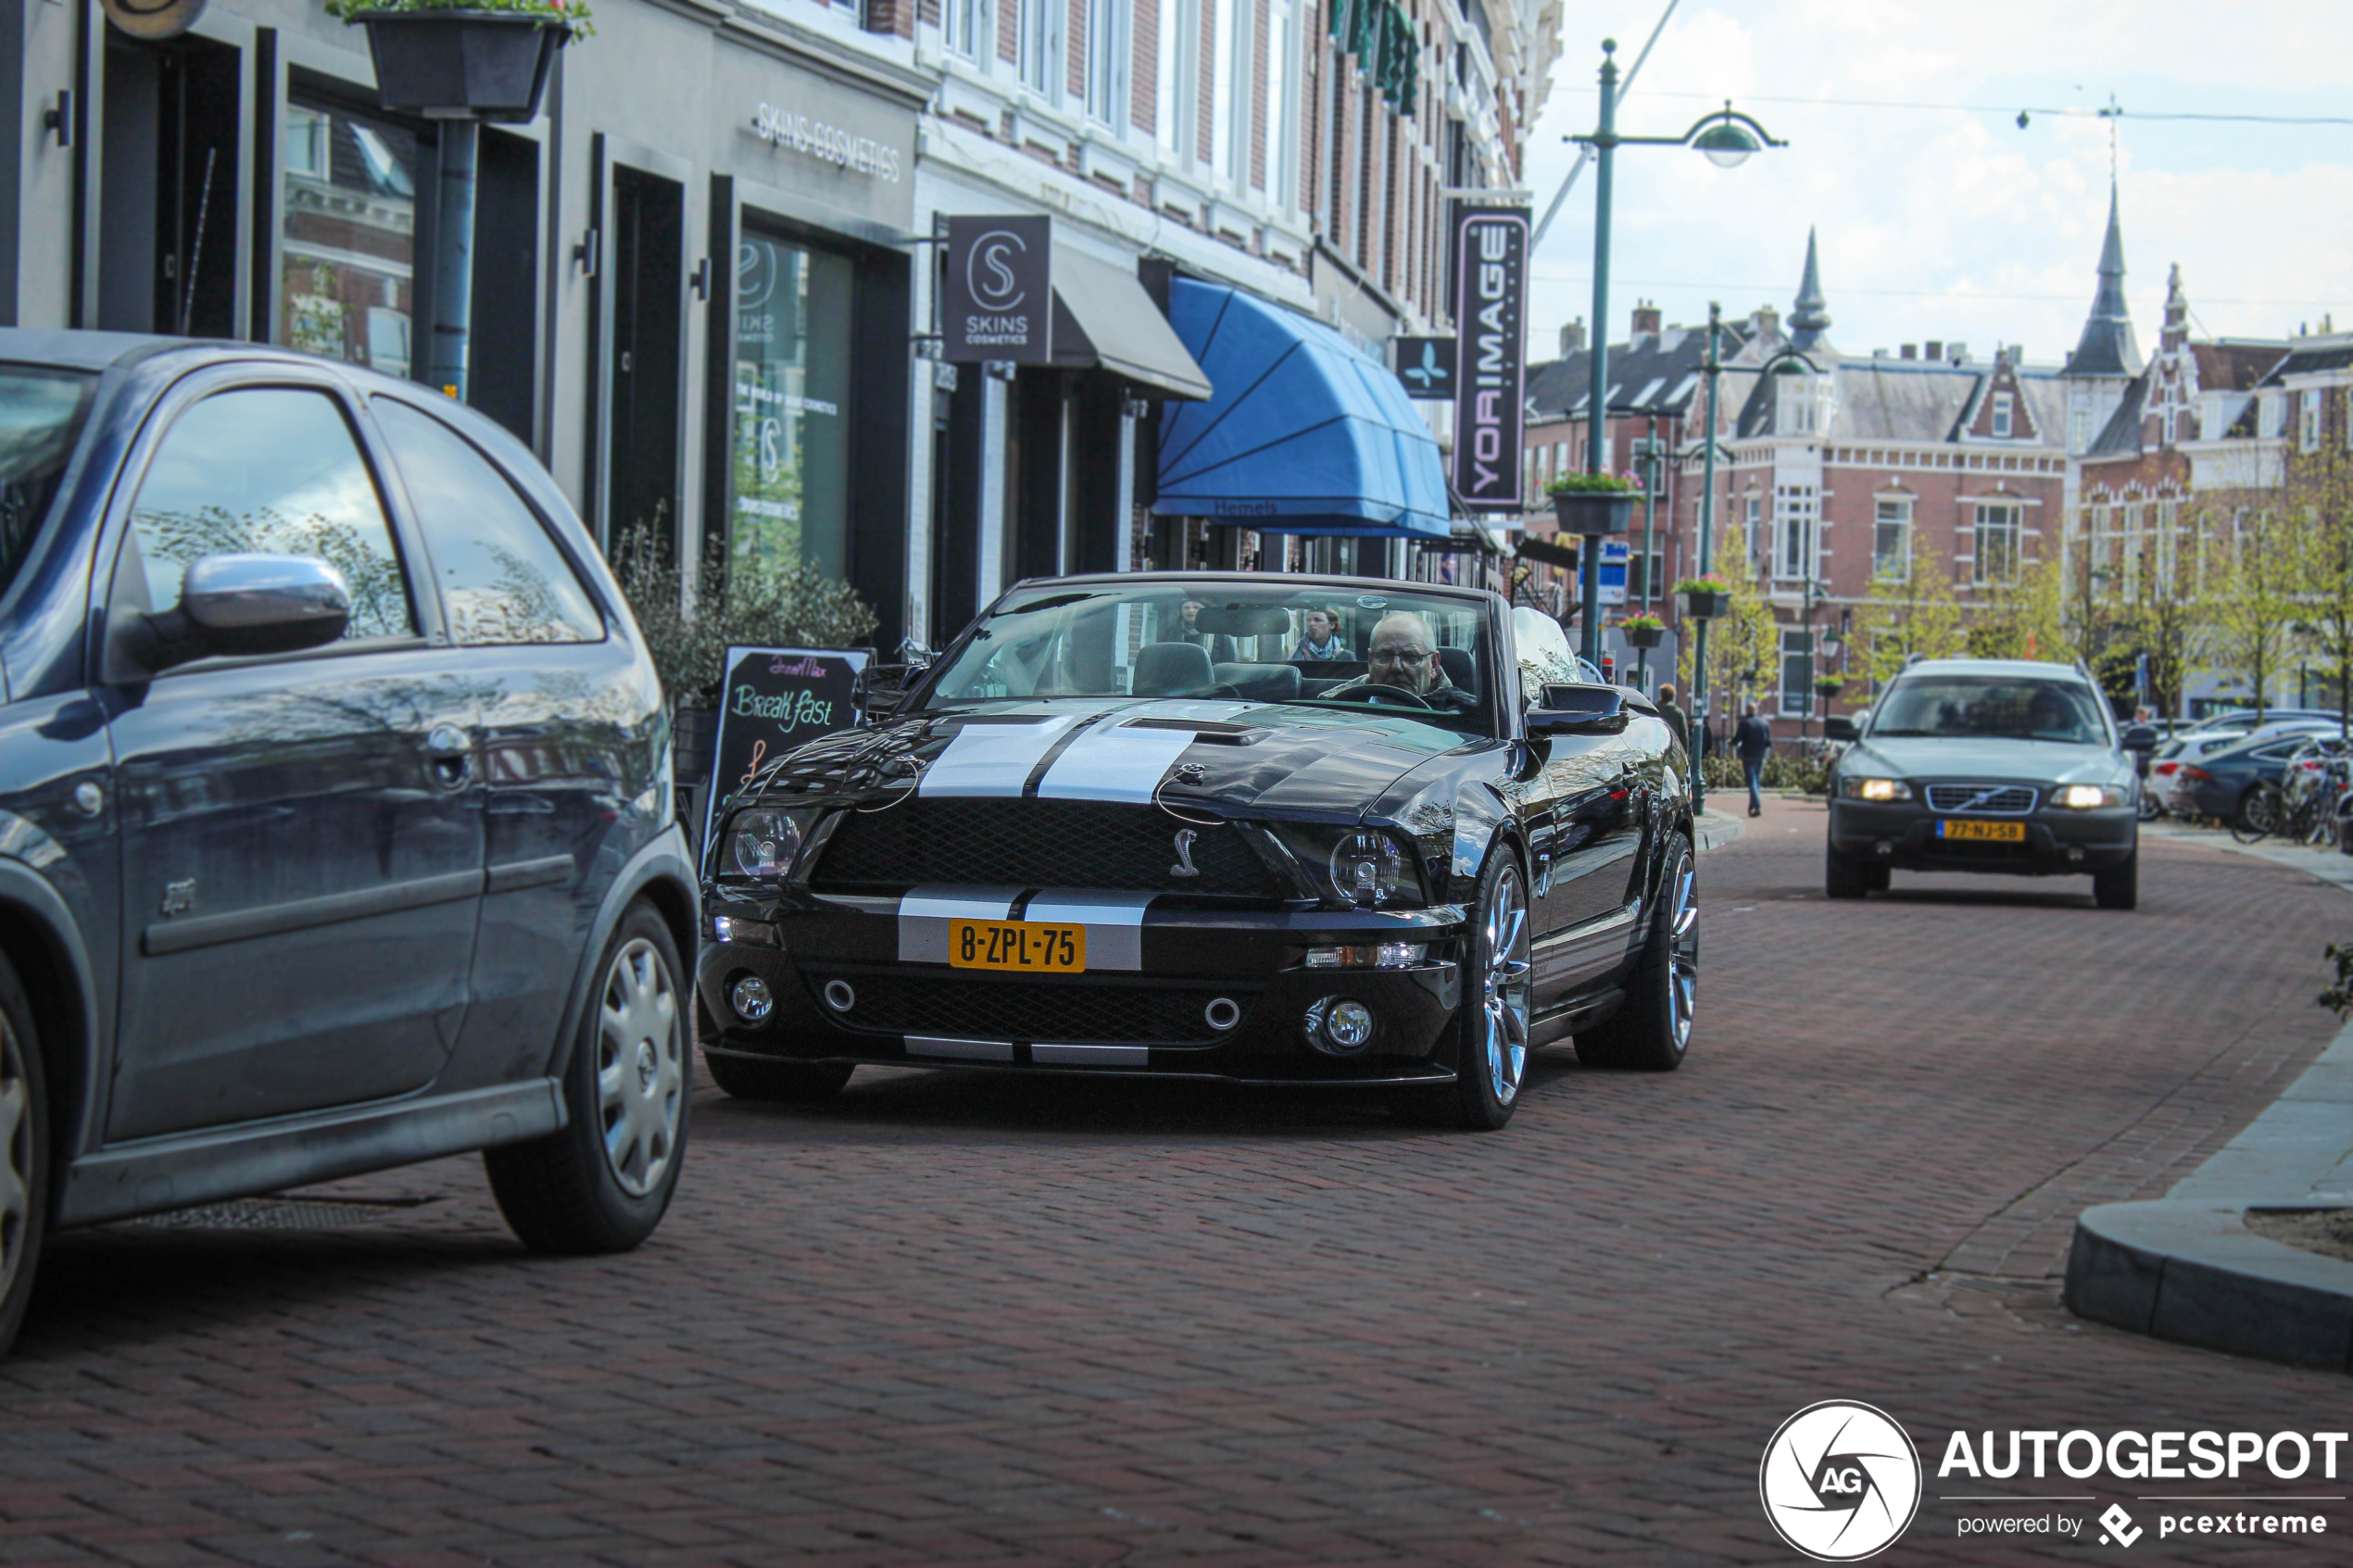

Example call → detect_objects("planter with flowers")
328 0 591 121
1620 612 1666 649
1546 471 1641 536
1676 575 1732 621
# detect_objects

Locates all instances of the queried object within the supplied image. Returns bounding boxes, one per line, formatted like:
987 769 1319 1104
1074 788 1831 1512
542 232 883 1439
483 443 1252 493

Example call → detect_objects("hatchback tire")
2094 851 2139 911
486 902 688 1253
0 952 48 1360
1578 834 1697 1072
704 1051 853 1102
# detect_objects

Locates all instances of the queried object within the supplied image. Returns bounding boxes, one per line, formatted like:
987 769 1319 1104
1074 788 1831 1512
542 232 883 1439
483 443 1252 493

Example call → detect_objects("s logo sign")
967 229 1028 312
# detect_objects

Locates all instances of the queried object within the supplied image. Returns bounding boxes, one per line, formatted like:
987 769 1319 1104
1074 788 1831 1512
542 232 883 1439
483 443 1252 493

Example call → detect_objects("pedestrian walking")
1655 684 1691 758
1735 702 1773 819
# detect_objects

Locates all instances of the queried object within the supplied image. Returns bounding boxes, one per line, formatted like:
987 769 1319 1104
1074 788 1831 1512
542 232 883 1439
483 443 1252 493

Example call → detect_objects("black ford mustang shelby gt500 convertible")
697 574 1697 1129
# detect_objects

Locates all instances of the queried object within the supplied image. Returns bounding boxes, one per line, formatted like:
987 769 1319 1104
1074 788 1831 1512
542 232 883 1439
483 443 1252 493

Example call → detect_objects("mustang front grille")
810 972 1257 1045
1925 783 2037 815
809 799 1284 897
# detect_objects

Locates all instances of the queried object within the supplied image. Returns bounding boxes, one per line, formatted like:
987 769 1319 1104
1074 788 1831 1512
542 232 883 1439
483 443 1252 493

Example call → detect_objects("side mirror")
1822 716 1859 743
859 664 915 722
1528 683 1629 737
140 554 351 669
2120 724 2159 754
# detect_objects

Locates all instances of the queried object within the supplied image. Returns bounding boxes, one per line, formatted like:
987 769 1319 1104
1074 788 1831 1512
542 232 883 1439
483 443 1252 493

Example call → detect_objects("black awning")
1051 249 1214 401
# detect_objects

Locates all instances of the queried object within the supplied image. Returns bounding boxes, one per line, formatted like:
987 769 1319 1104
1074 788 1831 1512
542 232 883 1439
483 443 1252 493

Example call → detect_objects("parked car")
2146 719 2334 818
698 575 1698 1132
2169 721 2353 826
1824 658 2146 907
0 331 698 1359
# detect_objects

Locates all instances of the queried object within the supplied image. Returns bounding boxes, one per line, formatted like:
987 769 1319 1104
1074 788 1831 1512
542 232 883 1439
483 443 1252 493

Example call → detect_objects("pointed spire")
2160 262 2189 354
1790 227 1831 351
2070 182 2144 378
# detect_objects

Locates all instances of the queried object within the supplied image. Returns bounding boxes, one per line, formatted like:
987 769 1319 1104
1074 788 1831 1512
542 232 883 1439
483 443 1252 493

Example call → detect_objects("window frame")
1778 627 1813 719
100 367 442 682
368 394 610 648
1991 391 2014 439
1872 495 1912 580
1972 500 2021 584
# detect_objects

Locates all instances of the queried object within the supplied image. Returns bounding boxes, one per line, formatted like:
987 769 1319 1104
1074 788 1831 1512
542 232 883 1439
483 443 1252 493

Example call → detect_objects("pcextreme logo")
1760 1401 1924 1562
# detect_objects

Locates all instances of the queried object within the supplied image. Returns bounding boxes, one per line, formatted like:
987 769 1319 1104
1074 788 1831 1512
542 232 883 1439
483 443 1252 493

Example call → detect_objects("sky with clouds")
1517 1 2353 367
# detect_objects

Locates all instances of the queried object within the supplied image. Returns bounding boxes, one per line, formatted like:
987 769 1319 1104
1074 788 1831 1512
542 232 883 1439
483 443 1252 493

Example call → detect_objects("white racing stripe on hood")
918 712 1090 797
898 885 1022 963
1035 701 1254 803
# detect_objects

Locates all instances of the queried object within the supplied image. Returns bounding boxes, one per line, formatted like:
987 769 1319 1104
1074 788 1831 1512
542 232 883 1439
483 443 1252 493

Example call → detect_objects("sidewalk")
2066 831 2353 1366
1693 807 1744 854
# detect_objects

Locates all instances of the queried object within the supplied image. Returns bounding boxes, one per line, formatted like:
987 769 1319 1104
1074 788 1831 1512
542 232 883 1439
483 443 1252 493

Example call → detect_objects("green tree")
2289 448 2353 737
2195 503 2302 724
1968 556 2070 663
1854 544 1964 691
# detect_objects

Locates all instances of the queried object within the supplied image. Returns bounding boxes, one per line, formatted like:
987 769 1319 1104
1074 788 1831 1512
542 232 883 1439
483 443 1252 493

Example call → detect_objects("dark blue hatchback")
0 332 698 1356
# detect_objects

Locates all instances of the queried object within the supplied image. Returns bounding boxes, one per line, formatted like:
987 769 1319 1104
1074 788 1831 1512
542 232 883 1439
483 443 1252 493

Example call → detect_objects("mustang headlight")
1259 824 1426 908
726 808 819 881
2052 784 2126 809
1839 776 1912 802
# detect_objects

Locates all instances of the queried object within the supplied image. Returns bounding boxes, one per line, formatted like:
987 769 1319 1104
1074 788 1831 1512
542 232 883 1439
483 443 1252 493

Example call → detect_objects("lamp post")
1570 40 1782 670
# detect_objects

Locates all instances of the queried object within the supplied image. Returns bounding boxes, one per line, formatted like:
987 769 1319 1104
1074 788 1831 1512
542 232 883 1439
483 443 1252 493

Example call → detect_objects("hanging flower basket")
341 7 575 122
1621 615 1666 649
1550 492 1636 536
1678 579 1732 621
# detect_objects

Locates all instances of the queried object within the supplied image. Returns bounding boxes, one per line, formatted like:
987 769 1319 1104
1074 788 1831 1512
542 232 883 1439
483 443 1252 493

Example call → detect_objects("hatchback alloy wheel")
598 937 684 1198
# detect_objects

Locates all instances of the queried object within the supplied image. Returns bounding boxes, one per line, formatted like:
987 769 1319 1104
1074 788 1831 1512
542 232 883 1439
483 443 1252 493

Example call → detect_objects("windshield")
1870 676 2109 745
0 366 97 606
920 581 1499 733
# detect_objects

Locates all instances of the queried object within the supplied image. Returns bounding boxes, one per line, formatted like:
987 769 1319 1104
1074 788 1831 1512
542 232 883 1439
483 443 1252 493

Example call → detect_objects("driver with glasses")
1323 612 1478 713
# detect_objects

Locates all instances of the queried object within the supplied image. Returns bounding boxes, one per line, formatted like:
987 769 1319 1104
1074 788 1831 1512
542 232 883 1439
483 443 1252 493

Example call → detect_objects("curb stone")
2065 1012 2353 1369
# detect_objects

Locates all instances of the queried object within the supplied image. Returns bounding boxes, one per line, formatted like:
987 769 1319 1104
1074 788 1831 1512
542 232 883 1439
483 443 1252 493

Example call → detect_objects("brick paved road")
5 797 2350 1565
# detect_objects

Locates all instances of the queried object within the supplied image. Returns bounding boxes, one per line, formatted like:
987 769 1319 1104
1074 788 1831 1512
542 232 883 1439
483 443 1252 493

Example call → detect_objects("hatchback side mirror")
140 554 351 669
1528 683 1629 737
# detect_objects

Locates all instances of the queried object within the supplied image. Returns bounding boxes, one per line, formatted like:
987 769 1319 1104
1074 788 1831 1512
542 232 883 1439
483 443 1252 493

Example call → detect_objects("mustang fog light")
1324 1000 1376 1050
1203 997 1241 1032
1305 942 1428 969
2053 784 2123 809
821 979 856 1012
729 974 774 1023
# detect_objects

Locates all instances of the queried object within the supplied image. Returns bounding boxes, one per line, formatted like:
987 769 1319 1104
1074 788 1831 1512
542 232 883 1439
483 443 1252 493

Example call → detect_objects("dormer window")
1776 376 1817 435
1992 392 2014 439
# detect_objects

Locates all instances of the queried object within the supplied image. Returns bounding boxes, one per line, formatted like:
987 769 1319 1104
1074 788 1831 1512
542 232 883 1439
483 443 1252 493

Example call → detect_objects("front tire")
2094 851 2139 910
1578 834 1697 1072
2232 784 2281 843
1826 843 1874 899
1415 848 1531 1131
485 902 689 1254
0 953 49 1360
705 1051 853 1102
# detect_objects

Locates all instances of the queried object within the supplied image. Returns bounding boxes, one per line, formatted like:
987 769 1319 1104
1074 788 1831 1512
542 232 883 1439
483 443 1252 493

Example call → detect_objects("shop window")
280 93 419 377
127 387 413 641
731 230 854 583
372 399 602 646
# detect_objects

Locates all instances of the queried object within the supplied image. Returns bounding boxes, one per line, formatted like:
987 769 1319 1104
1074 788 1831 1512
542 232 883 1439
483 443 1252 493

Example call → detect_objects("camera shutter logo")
1758 1401 1922 1562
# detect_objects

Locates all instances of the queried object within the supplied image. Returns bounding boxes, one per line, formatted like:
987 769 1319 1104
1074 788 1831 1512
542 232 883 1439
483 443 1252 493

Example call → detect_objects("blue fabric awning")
1153 279 1453 538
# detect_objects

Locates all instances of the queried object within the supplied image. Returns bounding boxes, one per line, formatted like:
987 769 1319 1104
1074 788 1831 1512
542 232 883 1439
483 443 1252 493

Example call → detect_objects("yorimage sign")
1450 207 1529 513
943 215 1053 364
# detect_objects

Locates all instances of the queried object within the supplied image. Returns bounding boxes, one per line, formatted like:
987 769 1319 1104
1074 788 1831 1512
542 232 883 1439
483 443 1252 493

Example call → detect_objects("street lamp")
1567 40 1783 670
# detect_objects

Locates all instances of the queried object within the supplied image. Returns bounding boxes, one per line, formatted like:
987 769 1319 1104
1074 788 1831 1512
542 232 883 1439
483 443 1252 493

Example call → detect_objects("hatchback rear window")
0 365 97 604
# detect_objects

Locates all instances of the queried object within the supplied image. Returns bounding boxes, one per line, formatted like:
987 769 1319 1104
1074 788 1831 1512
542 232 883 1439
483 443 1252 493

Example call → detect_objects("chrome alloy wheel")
1665 849 1698 1050
597 937 684 1198
1480 864 1534 1103
0 1020 29 1305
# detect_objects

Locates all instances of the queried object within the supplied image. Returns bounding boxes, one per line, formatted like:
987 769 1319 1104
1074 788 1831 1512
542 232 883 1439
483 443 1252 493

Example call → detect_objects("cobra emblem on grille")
1170 828 1201 877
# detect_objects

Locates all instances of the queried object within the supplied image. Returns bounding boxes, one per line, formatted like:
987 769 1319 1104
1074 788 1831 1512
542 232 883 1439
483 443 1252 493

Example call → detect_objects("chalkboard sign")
702 645 869 845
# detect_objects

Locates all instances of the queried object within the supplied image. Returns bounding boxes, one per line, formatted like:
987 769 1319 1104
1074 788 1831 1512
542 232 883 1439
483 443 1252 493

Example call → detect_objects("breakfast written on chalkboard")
703 645 868 843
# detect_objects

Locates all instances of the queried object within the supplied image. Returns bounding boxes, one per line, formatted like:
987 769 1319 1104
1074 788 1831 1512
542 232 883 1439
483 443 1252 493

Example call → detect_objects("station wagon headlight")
1840 776 1912 802
727 808 817 881
2052 784 2125 809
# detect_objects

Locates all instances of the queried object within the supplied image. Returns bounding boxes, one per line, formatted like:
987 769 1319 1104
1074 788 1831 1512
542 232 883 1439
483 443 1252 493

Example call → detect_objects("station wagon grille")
1925 783 2037 815
810 799 1283 897
810 972 1256 1045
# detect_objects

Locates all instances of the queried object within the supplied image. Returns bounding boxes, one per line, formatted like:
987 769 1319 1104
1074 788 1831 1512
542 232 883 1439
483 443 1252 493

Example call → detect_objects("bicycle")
2234 739 2353 846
